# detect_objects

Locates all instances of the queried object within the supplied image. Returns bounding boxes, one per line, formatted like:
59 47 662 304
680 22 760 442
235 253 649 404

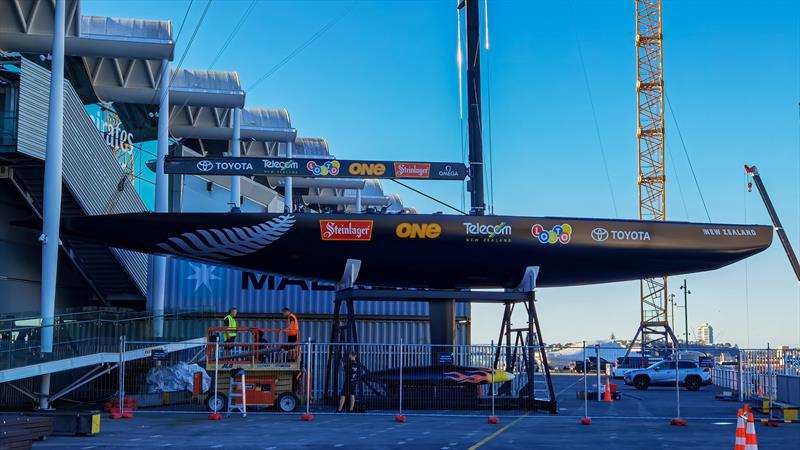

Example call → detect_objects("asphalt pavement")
36 374 800 449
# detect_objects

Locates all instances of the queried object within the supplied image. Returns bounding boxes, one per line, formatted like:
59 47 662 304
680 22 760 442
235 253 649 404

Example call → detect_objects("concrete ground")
37 375 800 449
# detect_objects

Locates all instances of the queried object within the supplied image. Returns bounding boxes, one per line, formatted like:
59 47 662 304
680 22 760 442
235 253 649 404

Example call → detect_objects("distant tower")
696 323 714 345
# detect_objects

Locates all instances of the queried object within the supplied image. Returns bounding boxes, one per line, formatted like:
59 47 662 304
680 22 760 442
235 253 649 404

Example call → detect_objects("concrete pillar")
151 59 170 338
40 0 66 355
429 300 456 363
230 108 241 211
284 142 293 213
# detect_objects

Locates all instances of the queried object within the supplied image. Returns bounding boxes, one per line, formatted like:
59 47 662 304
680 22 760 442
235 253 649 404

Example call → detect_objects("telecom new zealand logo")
463 222 512 243
531 224 572 245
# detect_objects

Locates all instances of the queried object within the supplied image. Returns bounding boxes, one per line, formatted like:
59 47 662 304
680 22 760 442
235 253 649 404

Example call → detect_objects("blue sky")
82 0 800 348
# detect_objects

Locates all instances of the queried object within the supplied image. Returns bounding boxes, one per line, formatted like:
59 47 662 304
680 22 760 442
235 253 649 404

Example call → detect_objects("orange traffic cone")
734 408 746 450
603 376 612 402
745 411 759 450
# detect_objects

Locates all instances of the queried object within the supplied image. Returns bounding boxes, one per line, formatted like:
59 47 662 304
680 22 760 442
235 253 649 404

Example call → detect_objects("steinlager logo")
395 223 442 239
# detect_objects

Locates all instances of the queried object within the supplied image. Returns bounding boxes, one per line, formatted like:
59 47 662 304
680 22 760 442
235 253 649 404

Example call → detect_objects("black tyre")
633 375 650 390
277 392 299 412
684 375 701 391
205 392 228 412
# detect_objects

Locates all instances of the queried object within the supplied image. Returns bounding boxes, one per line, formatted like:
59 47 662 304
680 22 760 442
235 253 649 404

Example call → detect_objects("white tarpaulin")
547 341 640 370
146 362 211 394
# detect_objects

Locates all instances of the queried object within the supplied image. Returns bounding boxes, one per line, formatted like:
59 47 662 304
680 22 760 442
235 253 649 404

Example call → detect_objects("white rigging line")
484 0 490 50
247 1 358 92
665 139 690 220
568 2 619 218
457 5 464 119
743 174 751 347
207 0 258 70
484 0 495 214
665 94 712 222
457 4 466 211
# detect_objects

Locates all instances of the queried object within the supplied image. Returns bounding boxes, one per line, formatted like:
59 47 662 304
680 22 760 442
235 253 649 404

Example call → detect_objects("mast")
464 0 485 216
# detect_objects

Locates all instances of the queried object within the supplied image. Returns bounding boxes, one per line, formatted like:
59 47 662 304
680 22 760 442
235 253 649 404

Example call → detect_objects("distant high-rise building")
696 323 714 345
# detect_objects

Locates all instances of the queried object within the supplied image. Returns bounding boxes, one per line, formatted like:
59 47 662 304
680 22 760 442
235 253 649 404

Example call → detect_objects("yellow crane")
626 0 681 359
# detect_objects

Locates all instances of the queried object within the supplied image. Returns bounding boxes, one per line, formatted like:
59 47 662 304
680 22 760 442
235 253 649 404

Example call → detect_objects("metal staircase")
2 56 149 304
8 165 144 302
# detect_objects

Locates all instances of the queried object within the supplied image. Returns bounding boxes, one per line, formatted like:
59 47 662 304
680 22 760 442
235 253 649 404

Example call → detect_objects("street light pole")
669 293 675 332
679 279 691 345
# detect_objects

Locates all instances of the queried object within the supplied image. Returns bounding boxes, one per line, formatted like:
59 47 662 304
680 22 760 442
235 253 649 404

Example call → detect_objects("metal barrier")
4 337 799 422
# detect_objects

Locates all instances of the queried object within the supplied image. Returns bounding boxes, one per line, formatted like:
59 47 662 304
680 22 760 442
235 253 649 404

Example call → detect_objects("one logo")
395 222 441 239
197 160 214 172
438 165 460 178
156 215 295 260
307 160 340 176
531 224 572 245
463 222 512 243
591 227 609 242
394 163 431 179
348 162 386 177
320 220 374 241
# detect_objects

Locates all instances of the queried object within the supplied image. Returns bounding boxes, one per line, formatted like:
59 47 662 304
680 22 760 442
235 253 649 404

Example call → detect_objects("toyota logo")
591 227 609 242
196 160 213 172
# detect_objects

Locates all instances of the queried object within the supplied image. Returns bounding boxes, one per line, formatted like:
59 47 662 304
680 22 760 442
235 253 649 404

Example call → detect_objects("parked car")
570 357 611 373
623 360 711 391
611 356 662 379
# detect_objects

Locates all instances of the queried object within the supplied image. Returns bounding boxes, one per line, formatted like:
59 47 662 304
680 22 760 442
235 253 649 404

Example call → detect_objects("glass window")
678 361 696 369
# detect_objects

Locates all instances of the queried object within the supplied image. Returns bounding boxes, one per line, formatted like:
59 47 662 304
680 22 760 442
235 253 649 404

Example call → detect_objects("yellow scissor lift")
204 327 305 413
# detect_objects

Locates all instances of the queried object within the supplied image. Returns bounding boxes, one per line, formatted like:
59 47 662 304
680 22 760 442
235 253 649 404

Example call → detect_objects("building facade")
696 323 714 345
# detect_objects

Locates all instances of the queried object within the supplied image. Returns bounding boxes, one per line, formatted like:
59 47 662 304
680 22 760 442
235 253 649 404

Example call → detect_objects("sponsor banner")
701 227 758 237
463 221 512 243
590 227 651 242
393 162 431 179
531 224 572 245
164 157 467 180
320 220 374 241
395 222 442 239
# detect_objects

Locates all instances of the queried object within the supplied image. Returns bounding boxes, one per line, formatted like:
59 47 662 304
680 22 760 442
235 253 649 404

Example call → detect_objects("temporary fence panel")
6 332 797 421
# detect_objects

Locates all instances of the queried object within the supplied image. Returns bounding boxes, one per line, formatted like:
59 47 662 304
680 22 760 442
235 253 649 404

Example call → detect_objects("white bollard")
306 339 312 416
213 340 220 412
595 344 601 402
118 335 124 416
399 340 404 416
583 341 588 417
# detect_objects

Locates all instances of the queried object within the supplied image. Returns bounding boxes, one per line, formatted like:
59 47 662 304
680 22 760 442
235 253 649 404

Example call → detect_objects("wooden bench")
0 416 54 449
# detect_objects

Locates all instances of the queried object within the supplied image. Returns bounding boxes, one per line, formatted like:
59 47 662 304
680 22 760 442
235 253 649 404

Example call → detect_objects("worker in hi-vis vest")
282 307 299 360
223 307 238 343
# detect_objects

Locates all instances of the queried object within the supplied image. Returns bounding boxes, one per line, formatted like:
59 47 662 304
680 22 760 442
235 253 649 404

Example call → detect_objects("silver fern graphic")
157 214 295 260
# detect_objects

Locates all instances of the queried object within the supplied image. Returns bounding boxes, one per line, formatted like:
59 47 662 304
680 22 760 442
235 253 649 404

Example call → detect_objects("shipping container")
164 258 471 318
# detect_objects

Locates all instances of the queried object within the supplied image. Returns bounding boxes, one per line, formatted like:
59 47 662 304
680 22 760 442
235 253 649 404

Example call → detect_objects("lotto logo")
307 160 340 176
531 223 572 245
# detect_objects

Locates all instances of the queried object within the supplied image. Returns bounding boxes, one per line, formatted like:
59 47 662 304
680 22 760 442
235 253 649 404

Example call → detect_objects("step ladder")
227 369 247 418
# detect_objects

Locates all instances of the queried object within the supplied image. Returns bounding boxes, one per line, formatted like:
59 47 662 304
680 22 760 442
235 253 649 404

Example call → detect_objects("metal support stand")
323 265 557 413
492 267 556 413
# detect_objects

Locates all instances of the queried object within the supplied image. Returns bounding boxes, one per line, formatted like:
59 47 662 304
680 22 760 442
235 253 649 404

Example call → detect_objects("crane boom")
744 164 800 282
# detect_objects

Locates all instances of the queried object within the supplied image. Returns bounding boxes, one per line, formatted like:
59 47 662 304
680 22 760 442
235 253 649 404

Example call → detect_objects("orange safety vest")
285 313 299 337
